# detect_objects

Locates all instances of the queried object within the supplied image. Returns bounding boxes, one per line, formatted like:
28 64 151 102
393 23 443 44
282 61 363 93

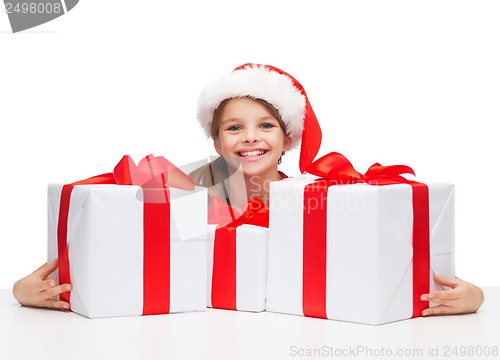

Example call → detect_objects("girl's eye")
260 123 275 129
227 125 242 131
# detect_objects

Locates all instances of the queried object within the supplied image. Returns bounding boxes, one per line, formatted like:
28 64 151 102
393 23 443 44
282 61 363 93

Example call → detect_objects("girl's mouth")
237 150 268 158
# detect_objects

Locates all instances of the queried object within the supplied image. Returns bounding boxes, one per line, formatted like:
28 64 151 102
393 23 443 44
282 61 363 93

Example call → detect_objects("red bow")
208 196 269 228
70 154 194 189
306 151 415 185
114 154 195 190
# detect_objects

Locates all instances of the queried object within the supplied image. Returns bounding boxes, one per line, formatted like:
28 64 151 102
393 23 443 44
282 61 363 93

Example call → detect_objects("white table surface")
1 288 499 360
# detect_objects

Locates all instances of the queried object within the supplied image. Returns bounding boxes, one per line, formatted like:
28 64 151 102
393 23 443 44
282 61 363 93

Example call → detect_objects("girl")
13 63 483 316
189 63 322 212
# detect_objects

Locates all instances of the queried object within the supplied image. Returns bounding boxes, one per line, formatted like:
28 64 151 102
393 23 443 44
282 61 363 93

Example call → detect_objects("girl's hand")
420 275 484 316
12 259 72 310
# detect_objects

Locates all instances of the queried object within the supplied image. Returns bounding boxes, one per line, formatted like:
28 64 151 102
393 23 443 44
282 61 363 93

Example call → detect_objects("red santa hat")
197 63 322 173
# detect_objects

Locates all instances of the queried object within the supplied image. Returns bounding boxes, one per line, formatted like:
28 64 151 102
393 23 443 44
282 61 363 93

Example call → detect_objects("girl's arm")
13 259 72 310
420 275 484 316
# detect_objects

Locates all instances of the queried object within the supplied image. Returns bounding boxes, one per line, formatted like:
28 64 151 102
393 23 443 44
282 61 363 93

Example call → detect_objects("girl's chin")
223 154 280 177
239 162 278 178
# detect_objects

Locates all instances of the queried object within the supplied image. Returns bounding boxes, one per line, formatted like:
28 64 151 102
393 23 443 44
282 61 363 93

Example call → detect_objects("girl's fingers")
35 259 59 279
422 305 453 316
428 296 456 307
44 299 70 310
428 289 459 302
433 274 459 288
44 283 72 299
36 278 57 292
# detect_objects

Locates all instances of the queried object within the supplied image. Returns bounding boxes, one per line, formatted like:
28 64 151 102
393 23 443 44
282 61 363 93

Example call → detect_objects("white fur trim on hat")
197 64 306 149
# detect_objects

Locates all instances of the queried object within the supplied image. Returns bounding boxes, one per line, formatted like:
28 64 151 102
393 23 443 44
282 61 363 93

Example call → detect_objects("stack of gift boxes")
47 153 454 324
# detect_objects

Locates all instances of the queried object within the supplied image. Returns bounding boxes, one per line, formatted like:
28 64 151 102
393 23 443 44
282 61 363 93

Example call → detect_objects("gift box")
47 155 208 319
266 153 455 325
206 198 269 312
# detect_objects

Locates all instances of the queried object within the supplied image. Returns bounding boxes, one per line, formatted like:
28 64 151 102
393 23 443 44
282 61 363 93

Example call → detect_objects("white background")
1 0 499 288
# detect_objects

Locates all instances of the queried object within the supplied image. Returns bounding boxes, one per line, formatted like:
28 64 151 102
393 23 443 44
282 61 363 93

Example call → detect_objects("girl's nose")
243 128 259 143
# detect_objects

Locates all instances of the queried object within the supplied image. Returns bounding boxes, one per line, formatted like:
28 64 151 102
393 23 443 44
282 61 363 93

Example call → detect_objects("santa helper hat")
197 63 322 173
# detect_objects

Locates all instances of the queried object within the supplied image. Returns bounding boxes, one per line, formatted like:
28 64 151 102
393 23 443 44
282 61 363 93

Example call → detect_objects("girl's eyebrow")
221 116 278 125
259 116 279 122
220 118 239 125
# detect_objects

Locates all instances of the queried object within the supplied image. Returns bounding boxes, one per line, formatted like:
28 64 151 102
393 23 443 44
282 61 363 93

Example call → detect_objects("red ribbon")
56 154 194 315
302 152 430 319
209 197 269 310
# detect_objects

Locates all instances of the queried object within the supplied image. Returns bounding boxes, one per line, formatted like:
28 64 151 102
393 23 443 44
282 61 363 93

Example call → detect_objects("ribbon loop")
114 154 195 191
208 196 241 225
306 152 364 183
365 163 415 182
306 152 416 186
209 197 269 229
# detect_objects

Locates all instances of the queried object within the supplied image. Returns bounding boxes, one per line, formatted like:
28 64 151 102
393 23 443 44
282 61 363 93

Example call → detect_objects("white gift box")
206 224 268 312
267 177 455 325
47 183 208 319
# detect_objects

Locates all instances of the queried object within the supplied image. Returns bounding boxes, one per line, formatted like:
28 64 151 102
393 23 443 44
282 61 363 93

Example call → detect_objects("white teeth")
239 150 266 157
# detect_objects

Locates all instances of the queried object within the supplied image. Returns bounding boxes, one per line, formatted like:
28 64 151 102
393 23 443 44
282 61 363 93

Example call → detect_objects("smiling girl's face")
212 97 291 181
